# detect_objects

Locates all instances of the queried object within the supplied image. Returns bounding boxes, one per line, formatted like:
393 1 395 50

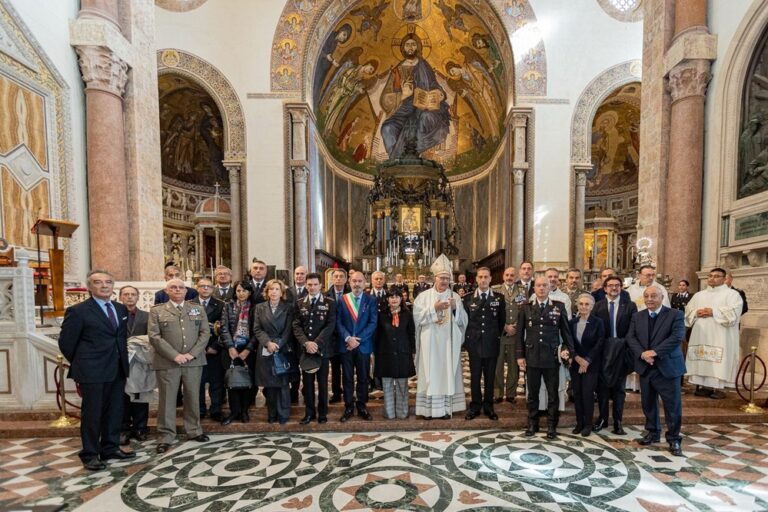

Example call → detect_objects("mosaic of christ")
313 0 508 175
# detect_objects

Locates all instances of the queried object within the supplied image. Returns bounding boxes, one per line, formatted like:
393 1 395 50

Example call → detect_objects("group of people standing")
58 256 746 470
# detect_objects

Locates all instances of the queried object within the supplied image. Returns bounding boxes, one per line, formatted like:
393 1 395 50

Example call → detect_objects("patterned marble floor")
1 424 768 511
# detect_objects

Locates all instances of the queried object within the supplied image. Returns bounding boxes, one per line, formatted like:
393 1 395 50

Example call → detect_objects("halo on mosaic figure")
120 434 337 509
319 466 452 511
444 430 642 504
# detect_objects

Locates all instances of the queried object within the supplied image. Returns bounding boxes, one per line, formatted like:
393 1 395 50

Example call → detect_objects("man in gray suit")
493 266 521 403
148 278 210 454
119 285 150 445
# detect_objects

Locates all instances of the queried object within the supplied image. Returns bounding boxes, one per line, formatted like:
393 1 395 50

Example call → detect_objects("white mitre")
430 254 453 277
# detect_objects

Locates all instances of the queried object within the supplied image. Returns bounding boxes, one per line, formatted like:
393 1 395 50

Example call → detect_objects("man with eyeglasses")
192 278 225 421
685 268 744 399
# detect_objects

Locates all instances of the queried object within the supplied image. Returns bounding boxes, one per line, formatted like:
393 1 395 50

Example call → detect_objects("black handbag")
272 351 292 376
225 361 252 389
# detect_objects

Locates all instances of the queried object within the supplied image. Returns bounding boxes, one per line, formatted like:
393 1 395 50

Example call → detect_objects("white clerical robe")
626 282 671 391
413 287 468 417
685 284 743 389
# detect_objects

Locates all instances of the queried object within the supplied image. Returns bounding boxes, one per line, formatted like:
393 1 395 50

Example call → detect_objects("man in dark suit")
326 268 350 402
516 276 574 440
592 267 631 303
213 265 235 302
246 259 268 304
154 265 198 304
463 267 506 421
286 265 309 304
626 284 686 456
592 276 638 435
59 270 134 470
453 273 473 297
192 278 226 421
515 261 535 299
413 274 431 299
118 285 150 445
294 272 337 424
336 271 378 422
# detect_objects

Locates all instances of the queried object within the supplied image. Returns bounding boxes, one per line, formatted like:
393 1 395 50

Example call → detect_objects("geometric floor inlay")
3 425 768 511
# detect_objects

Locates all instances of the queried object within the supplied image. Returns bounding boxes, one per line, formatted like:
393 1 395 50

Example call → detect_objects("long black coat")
568 314 605 372
253 300 297 388
58 298 129 383
374 309 416 379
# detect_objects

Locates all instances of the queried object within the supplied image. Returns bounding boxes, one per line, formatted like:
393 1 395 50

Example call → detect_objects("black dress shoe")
156 443 171 454
465 410 480 420
119 432 130 446
546 430 558 440
102 449 136 461
300 415 316 425
669 440 683 456
210 412 223 422
694 386 710 397
357 408 373 421
83 458 106 471
340 408 354 422
134 430 149 442
524 423 539 437
485 410 499 421
330 395 342 403
709 390 726 399
613 422 626 435
572 426 582 434
593 418 608 432
580 427 591 437
191 434 210 442
318 416 328 424
439 414 451 420
221 415 234 426
638 433 661 446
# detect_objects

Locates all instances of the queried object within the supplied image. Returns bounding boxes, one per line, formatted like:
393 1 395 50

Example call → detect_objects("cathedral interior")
1 0 768 510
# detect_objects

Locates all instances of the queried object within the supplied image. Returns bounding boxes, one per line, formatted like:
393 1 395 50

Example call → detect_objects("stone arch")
157 49 246 161
570 60 642 166
269 0 547 99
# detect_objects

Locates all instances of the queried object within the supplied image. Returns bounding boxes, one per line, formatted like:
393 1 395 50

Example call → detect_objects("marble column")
214 227 221 267
196 225 204 273
508 110 530 267
224 161 242 277
663 0 712 289
573 165 590 271
75 44 131 279
292 166 310 268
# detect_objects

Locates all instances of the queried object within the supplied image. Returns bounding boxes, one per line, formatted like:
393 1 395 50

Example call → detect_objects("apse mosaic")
587 82 641 197
311 0 508 175
158 74 227 190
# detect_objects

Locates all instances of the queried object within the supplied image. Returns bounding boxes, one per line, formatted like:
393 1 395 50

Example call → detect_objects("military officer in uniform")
464 267 506 420
413 274 431 299
294 272 337 424
149 278 211 454
517 276 574 439
563 268 587 317
493 266 521 403
453 273 474 297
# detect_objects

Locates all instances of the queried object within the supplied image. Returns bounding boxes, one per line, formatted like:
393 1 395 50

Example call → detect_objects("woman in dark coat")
253 279 297 424
374 286 416 419
569 293 605 437
219 281 256 425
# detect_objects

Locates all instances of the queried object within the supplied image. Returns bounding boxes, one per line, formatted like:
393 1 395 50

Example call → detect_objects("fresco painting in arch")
312 0 508 175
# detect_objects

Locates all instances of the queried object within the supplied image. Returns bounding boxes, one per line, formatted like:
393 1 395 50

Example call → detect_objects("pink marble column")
75 45 131 279
663 0 711 290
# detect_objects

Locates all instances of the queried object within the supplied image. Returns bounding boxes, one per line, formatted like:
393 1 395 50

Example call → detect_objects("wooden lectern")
32 218 79 320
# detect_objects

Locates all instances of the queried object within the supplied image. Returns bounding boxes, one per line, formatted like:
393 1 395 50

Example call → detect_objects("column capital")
573 165 591 187
512 168 526 185
512 112 529 129
223 160 243 173
667 59 711 102
75 45 129 97
292 165 310 184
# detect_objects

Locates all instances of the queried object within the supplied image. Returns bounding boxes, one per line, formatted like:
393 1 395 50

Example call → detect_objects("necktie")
337 292 342 302
609 301 616 338
354 295 360 307
311 296 317 307
177 304 183 313
203 299 208 308
105 302 118 330
650 311 657 319
481 292 488 303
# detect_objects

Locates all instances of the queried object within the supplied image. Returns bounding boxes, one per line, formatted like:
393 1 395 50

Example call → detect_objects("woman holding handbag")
253 279 297 424
219 281 256 425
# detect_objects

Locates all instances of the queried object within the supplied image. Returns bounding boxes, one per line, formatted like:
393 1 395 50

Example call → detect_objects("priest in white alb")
413 254 468 419
685 267 743 399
